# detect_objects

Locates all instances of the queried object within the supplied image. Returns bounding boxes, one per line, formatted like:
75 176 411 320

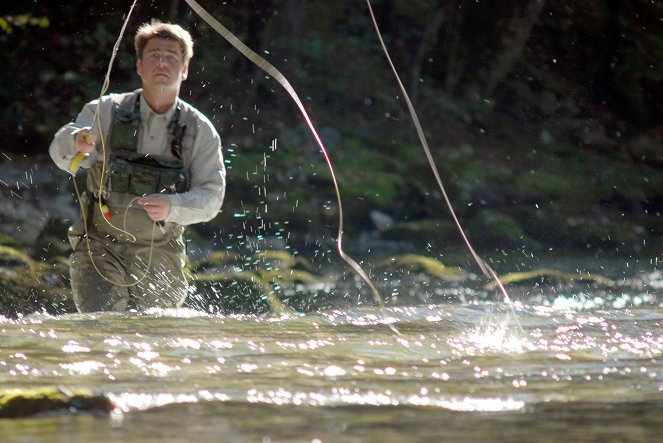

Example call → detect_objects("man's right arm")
49 100 100 172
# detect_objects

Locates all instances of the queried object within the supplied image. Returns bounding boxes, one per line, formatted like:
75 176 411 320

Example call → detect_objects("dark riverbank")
1 152 662 319
3 1 663 317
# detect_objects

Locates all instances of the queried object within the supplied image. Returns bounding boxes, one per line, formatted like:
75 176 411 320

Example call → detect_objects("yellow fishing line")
71 176 157 289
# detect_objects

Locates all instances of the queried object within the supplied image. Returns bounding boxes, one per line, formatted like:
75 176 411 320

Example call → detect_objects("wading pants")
68 202 188 312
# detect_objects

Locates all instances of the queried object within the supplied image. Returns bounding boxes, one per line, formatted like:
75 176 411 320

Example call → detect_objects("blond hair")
134 20 194 64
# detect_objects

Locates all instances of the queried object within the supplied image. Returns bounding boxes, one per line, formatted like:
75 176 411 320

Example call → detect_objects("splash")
448 311 533 355
451 323 532 355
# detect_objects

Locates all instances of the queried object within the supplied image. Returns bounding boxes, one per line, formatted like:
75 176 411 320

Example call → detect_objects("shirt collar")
139 92 178 122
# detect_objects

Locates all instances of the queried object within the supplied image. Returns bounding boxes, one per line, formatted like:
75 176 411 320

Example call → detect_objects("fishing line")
69 0 158 288
182 0 387 309
365 1 521 317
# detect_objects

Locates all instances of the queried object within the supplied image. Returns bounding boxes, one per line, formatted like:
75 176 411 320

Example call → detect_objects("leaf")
253 250 313 271
485 268 614 288
0 18 12 34
375 254 465 279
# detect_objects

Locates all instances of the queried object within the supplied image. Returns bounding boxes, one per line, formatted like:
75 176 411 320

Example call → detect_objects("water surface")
2 262 663 442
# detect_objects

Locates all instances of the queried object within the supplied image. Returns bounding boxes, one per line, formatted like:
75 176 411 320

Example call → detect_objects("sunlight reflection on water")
2 299 663 441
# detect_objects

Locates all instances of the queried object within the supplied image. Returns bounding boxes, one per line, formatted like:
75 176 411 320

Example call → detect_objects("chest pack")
108 93 188 196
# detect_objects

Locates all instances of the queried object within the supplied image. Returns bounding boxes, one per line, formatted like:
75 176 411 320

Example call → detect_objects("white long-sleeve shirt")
49 90 226 226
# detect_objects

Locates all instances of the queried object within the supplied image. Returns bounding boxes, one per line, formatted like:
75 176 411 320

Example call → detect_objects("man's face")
136 38 188 89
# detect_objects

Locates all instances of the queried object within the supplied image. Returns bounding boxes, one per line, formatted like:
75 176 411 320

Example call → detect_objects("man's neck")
141 86 179 114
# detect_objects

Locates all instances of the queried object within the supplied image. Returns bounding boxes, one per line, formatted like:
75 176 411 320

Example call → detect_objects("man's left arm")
159 119 226 225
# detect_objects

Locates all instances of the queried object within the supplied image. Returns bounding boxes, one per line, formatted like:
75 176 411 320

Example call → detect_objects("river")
1 256 663 442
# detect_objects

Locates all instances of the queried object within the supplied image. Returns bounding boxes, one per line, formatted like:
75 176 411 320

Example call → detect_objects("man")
49 21 225 312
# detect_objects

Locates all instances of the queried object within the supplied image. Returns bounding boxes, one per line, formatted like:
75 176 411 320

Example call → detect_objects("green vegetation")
1 1 662 316
0 14 48 34
485 268 614 288
188 249 319 314
0 245 74 316
374 254 466 279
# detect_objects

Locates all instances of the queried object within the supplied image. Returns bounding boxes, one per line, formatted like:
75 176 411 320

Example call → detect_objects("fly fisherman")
49 21 225 312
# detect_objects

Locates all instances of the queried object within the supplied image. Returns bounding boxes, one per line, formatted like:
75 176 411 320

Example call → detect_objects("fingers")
83 131 96 145
74 128 97 154
138 195 163 207
138 194 171 222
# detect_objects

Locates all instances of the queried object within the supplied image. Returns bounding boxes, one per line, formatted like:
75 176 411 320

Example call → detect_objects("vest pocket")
109 154 187 196
109 156 131 193
131 165 160 196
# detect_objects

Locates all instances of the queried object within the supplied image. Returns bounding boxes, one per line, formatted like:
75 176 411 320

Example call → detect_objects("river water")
1 257 663 442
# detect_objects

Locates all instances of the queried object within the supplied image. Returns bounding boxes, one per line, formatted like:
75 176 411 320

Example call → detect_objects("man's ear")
136 59 143 78
181 63 189 81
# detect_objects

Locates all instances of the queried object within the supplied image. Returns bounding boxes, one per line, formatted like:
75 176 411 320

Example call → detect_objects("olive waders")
68 201 187 311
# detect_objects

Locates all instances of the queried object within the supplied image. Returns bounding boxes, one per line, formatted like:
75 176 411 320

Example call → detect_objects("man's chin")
149 78 175 87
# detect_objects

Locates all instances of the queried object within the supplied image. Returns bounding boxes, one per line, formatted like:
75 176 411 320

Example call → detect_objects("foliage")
3 0 663 261
611 2 663 124
374 254 465 279
485 268 614 288
0 14 49 34
0 245 74 317
188 249 319 314
463 210 528 250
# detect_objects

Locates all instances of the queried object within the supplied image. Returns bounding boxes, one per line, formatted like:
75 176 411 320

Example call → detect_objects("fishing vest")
107 92 188 197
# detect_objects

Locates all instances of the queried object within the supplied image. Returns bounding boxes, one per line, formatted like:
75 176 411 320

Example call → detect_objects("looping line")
184 0 386 308
365 0 512 302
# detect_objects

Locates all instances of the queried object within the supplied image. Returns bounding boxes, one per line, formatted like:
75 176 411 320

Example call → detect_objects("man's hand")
138 194 172 222
74 128 97 154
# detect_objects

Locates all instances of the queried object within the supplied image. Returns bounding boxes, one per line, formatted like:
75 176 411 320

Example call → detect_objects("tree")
481 0 546 98
408 2 446 110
